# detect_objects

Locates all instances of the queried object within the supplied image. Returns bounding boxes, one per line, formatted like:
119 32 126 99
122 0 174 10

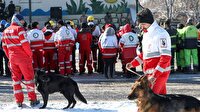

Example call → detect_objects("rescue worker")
77 23 93 75
176 23 185 72
182 18 198 73
99 27 118 79
54 20 75 75
127 8 171 94
43 22 56 73
119 23 139 78
2 14 39 107
66 20 78 73
87 16 101 72
196 22 200 71
27 22 45 71
164 19 178 73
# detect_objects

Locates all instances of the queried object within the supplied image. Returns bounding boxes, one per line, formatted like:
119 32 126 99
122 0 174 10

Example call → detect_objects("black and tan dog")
128 75 200 112
35 70 87 109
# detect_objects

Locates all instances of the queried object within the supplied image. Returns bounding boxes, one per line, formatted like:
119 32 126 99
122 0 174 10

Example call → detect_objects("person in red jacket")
77 23 93 75
27 22 45 70
126 8 171 95
2 14 39 107
99 26 118 78
119 23 139 78
43 23 56 73
54 20 75 75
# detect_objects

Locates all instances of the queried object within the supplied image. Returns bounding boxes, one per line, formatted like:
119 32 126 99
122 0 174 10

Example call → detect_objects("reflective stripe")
135 56 143 64
27 88 34 92
144 66 171 74
21 39 28 43
93 61 97 63
7 43 21 48
44 41 54 43
14 89 23 94
66 66 71 68
18 31 26 36
59 62 64 64
31 44 43 47
161 49 171 55
59 67 65 69
155 66 171 73
30 39 44 42
144 68 154 74
146 52 160 58
13 81 21 85
25 80 34 84
102 53 116 56
4 36 18 39
124 45 137 48
102 46 116 48
43 47 55 49
65 61 70 64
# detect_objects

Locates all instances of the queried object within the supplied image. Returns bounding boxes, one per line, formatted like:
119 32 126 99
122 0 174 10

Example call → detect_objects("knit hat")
137 8 154 24
15 14 24 21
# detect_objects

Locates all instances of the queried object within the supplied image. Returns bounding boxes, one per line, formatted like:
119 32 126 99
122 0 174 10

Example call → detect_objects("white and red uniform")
119 24 139 72
130 21 171 94
54 26 75 75
99 27 118 78
43 29 56 73
27 28 45 70
2 23 37 103
77 29 93 73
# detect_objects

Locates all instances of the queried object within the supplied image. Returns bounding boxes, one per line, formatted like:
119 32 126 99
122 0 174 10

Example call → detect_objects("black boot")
30 100 40 107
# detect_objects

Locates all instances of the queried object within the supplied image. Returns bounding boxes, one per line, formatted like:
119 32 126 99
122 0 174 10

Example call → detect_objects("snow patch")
0 101 138 112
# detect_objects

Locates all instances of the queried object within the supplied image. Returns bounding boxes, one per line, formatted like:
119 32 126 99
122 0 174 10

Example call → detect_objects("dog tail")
74 82 87 104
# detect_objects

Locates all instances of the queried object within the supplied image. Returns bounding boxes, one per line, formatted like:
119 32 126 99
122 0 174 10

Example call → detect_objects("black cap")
81 23 88 28
137 8 154 24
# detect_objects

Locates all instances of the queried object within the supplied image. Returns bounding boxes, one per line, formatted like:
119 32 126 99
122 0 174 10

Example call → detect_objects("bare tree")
164 0 175 19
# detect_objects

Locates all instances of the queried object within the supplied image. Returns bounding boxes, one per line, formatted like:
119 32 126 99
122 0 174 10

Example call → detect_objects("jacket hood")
105 27 115 36
11 15 23 26
123 24 132 33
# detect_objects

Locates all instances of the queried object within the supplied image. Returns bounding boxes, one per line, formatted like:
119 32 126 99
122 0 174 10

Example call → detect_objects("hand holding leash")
126 63 142 77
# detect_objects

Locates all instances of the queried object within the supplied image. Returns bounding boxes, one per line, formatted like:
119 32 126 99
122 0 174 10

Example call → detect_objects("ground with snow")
0 101 137 112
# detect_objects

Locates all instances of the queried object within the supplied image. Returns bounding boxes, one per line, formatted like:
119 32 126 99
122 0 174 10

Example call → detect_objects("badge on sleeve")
160 38 167 48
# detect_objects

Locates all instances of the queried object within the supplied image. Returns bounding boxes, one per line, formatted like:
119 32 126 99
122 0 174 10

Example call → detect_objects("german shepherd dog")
128 75 200 112
35 70 87 109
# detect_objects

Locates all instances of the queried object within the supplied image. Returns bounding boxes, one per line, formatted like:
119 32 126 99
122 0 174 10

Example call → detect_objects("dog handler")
126 8 171 94
2 14 39 107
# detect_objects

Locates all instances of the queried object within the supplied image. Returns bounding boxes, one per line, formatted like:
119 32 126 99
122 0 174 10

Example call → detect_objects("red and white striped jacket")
43 29 56 50
119 24 139 59
131 21 171 78
99 27 118 59
2 23 32 59
54 26 75 49
27 28 45 50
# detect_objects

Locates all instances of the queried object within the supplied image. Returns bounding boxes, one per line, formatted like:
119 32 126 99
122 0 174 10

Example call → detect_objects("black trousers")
103 57 115 78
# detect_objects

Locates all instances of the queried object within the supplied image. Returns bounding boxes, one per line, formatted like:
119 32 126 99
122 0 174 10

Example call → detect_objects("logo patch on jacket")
160 38 167 48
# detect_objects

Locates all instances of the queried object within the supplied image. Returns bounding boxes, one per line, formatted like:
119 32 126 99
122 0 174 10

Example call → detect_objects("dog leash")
126 66 143 77
126 66 155 89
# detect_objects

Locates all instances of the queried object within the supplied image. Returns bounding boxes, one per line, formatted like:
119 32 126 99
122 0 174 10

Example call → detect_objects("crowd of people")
1 7 200 107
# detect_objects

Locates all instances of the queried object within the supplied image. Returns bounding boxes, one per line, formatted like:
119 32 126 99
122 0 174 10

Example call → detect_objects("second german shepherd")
128 75 200 112
35 70 87 109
